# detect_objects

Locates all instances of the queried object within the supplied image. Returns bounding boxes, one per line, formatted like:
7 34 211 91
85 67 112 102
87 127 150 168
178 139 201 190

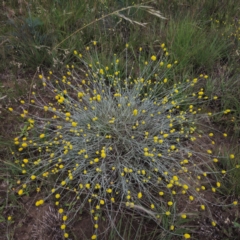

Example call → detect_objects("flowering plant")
11 44 237 239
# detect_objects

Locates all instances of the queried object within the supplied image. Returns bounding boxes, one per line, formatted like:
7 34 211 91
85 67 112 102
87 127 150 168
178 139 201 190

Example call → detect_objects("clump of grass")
9 43 238 239
1 0 166 73
166 16 230 73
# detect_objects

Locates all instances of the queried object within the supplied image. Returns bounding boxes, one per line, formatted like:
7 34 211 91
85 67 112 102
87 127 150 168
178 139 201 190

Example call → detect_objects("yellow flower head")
55 193 60 199
233 201 238 206
216 182 221 187
200 205 205 210
61 224 66 230
23 158 28 164
31 175 36 180
106 188 112 193
138 192 142 199
211 221 217 226
151 55 157 61
18 189 23 195
189 196 194 201
133 109 138 116
39 134 45 139
35 199 44 207
184 233 191 239
165 211 171 216
58 208 64 214
72 122 77 127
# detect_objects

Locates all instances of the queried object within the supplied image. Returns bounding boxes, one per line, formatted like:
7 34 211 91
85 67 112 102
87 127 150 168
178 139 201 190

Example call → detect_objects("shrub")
10 43 237 239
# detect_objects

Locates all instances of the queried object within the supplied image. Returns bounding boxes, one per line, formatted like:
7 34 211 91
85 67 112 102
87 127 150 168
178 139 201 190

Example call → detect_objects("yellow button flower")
184 233 191 239
138 192 142 199
151 55 157 61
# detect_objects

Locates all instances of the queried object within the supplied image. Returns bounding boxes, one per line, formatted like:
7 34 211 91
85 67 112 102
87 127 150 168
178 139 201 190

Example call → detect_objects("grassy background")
0 0 240 239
